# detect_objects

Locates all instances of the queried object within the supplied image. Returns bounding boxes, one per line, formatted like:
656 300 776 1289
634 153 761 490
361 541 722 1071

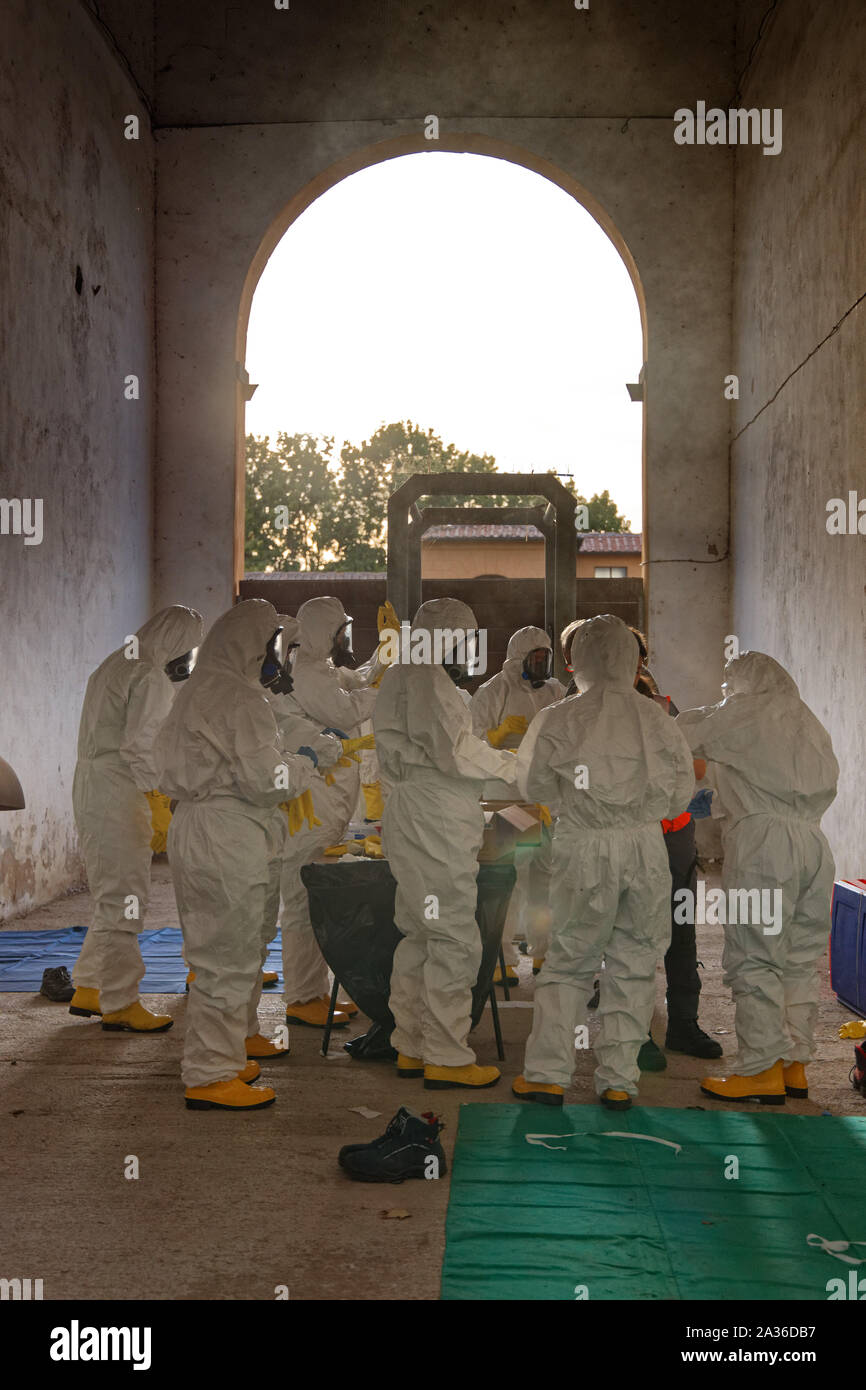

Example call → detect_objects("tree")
245 422 631 572
244 432 339 573
585 489 630 533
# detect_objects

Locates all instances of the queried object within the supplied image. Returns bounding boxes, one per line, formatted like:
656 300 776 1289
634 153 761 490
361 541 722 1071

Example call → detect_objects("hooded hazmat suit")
268 616 344 773
72 605 203 1014
278 596 382 1002
471 625 565 745
153 600 316 1087
374 598 519 1066
517 614 695 1096
677 651 838 1075
471 626 564 963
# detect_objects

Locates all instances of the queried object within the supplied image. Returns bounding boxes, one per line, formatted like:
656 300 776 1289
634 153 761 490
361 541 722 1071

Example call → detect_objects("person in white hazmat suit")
512 614 695 1111
471 625 565 983
375 598 520 1090
278 595 384 1026
677 651 838 1104
154 599 319 1111
69 604 203 1032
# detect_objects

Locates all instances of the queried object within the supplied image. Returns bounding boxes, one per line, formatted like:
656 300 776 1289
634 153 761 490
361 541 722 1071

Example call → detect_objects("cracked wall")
731 0 866 874
0 0 155 918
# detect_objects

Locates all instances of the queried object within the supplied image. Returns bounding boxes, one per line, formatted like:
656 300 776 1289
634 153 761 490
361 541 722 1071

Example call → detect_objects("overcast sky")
245 151 644 530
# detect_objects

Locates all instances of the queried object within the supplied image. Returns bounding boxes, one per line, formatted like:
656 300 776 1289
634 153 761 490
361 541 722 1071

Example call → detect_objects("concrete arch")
233 132 648 591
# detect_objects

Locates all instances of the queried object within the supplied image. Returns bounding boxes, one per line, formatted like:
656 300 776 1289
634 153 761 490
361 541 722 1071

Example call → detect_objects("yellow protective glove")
839 1020 866 1040
377 600 400 636
280 788 322 836
362 834 385 859
487 714 529 748
323 753 358 785
362 781 385 820
342 733 375 756
534 803 553 828
374 600 401 675
146 790 173 854
323 843 350 857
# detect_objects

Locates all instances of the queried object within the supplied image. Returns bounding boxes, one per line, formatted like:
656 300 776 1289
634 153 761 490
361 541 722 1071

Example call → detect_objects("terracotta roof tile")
423 524 641 551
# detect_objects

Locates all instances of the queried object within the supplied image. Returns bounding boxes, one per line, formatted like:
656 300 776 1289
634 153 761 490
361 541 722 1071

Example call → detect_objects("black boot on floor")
40 966 75 1002
666 1019 723 1059
338 1107 446 1183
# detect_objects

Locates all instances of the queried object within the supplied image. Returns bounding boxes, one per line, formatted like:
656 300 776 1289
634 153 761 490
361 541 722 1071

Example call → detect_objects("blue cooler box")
830 879 866 1014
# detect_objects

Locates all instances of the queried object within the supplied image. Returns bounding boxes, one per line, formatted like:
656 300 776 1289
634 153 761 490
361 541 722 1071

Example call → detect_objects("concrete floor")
0 862 860 1301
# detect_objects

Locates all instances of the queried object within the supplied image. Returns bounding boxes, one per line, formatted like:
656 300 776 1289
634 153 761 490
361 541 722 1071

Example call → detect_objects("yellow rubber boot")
493 965 521 987
396 1053 424 1078
285 998 350 1028
322 991 358 1017
102 1002 173 1033
700 1060 785 1105
512 1074 564 1106
185 1078 276 1111
262 970 279 988
600 1089 632 1111
783 1061 808 1098
245 1032 290 1059
424 1063 500 1090
238 1059 261 1084
532 958 545 975
69 987 102 1018
185 970 195 993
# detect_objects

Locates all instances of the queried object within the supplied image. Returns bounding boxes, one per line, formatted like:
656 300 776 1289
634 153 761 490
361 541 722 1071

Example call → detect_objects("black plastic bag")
302 859 516 1033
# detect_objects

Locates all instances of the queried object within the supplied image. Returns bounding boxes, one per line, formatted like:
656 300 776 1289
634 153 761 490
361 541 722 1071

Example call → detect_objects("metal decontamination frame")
386 473 577 681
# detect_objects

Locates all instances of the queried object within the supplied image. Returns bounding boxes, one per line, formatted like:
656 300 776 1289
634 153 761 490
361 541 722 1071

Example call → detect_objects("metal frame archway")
387 472 577 682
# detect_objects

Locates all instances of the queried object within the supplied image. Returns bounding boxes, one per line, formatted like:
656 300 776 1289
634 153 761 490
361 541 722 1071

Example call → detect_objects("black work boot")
666 1019 723 1059
40 966 75 1002
338 1107 447 1183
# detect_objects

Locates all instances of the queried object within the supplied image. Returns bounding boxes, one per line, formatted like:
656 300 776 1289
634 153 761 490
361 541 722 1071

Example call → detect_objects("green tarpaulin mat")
441 1103 866 1300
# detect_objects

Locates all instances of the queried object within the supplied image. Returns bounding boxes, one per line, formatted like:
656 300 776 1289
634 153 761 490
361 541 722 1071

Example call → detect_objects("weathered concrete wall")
0 1 155 917
730 0 866 875
153 0 737 715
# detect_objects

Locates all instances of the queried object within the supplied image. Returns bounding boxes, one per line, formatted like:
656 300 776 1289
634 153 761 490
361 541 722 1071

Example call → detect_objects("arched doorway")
233 133 648 598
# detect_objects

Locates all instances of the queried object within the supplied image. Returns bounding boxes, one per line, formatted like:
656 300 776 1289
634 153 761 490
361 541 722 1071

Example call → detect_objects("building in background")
421 525 642 580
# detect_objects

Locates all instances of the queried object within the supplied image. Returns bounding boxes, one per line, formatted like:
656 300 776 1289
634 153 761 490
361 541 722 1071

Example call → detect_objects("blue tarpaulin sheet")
0 927 283 993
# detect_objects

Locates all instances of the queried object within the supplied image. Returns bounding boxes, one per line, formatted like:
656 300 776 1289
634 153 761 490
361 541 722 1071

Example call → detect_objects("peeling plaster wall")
731 0 866 875
153 0 737 715
0 1 155 917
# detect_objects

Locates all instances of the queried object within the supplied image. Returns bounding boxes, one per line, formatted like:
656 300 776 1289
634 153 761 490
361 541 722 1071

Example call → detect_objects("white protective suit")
278 596 382 1002
72 605 203 1013
471 625 565 961
471 626 565 747
153 600 316 1088
677 651 838 1075
518 614 695 1096
375 599 519 1066
269 616 344 776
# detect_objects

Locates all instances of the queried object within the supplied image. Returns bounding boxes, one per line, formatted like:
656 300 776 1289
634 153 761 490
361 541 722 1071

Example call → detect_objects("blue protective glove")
297 745 319 768
322 727 348 740
687 788 713 819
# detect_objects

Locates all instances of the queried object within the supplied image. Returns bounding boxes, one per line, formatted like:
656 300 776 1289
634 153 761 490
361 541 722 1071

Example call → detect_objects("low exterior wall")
239 573 644 690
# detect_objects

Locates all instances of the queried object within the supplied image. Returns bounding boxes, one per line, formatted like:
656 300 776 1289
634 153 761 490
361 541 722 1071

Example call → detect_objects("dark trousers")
664 819 702 1025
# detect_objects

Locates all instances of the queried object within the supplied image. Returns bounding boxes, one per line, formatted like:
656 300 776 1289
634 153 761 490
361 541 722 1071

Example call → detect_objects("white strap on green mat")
526 1131 682 1155
806 1233 866 1265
